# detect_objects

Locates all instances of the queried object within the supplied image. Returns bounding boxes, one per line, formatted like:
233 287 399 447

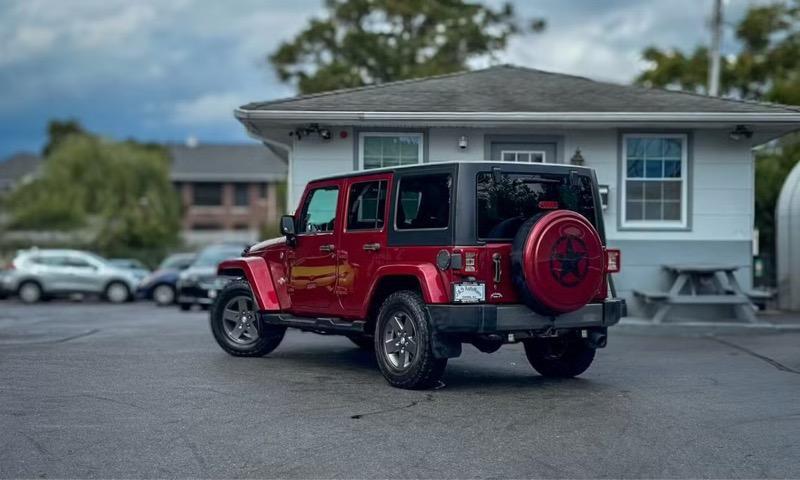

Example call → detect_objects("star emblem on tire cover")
549 235 589 287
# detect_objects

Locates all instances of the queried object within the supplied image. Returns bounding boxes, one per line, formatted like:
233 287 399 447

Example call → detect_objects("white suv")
1 249 141 303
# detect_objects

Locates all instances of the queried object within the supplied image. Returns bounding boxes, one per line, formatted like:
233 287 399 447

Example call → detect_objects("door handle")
319 244 335 253
362 243 381 252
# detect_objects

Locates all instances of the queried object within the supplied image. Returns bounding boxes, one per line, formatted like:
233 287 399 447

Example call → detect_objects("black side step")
260 313 365 334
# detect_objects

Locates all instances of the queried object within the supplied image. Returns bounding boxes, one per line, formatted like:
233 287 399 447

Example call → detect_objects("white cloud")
170 91 249 126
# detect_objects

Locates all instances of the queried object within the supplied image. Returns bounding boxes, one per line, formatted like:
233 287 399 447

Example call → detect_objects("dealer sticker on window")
453 282 485 303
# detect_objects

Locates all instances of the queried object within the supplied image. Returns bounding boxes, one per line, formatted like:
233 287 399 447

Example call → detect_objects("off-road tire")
374 290 447 389
523 337 596 378
210 279 285 357
18 281 43 303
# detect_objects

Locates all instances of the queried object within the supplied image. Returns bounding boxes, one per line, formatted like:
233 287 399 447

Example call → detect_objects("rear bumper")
426 298 626 334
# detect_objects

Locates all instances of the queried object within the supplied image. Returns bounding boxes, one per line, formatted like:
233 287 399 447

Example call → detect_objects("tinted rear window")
477 171 596 241
395 174 451 230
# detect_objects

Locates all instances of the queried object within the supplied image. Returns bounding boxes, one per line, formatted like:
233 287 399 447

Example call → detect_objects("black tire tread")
210 279 285 357
374 290 447 389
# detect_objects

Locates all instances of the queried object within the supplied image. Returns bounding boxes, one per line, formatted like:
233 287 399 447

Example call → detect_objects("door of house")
490 142 557 163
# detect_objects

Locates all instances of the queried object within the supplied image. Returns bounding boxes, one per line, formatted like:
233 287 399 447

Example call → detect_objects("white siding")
285 124 756 315
289 127 354 210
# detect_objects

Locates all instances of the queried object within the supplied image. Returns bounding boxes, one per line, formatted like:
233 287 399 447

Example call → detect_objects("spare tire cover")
511 210 604 314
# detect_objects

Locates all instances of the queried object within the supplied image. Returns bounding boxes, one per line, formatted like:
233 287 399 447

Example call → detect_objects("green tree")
7 132 181 264
269 0 545 94
42 119 86 156
636 1 800 284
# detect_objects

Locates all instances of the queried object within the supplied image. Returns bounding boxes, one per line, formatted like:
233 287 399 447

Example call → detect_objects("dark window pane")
645 160 663 178
260 183 268 199
663 181 681 200
191 223 221 231
626 201 644 220
627 138 644 157
644 201 662 220
627 159 643 177
644 138 662 158
192 183 223 206
626 180 644 200
234 184 249 206
644 182 662 201
663 138 682 158
477 171 597 239
664 160 681 178
299 187 339 233
663 201 681 220
396 174 450 230
347 181 387 230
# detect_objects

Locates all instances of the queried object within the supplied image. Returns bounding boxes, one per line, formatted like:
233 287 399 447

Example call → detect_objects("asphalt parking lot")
1 301 799 479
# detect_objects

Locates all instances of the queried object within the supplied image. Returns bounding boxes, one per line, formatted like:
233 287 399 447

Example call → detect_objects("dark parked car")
176 244 247 311
136 253 196 306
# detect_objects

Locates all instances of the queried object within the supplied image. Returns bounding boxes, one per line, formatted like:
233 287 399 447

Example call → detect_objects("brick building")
168 143 287 246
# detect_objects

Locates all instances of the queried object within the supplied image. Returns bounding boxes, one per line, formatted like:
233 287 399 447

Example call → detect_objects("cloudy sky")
0 0 766 158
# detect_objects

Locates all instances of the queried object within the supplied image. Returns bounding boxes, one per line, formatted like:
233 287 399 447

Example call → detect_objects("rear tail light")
605 249 621 273
464 252 477 273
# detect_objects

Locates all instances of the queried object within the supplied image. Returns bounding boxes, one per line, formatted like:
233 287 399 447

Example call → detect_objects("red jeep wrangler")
211 161 624 389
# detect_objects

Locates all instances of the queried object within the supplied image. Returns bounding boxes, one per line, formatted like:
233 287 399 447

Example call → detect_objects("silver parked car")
1 249 141 303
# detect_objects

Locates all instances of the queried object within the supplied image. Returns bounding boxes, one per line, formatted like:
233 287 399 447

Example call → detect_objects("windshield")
476 171 597 241
193 246 243 268
160 254 195 270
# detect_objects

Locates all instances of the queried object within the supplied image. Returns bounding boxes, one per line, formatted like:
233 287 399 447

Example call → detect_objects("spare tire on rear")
511 210 604 315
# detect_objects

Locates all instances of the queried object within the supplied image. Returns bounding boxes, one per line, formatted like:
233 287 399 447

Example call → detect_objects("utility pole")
708 0 723 96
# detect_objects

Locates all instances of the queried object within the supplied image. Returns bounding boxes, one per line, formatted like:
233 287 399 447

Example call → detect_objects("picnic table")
633 263 762 324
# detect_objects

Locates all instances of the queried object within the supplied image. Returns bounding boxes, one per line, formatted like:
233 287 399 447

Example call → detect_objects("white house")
233 65 800 316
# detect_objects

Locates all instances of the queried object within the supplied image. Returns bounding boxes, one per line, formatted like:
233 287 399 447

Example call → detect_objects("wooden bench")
633 289 669 303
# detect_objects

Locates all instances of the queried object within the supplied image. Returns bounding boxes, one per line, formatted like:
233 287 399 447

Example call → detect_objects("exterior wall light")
458 135 468 151
729 125 753 140
570 148 585 166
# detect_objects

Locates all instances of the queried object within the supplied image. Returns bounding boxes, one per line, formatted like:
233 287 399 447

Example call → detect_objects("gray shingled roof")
168 144 286 182
0 152 42 190
240 65 800 115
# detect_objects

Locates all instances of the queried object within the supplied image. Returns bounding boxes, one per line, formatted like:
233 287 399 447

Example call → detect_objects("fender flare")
370 263 449 305
218 257 281 311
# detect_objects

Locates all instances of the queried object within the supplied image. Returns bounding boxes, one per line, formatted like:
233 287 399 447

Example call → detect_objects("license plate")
453 282 485 303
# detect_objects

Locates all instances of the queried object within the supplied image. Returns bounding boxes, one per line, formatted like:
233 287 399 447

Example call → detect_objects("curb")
615 317 800 336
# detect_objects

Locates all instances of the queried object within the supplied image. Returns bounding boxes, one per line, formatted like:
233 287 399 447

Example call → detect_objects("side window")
347 181 387 230
299 186 339 234
395 174 451 230
64 256 92 268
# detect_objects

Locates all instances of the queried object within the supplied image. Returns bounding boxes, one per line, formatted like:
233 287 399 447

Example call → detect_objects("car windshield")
193 247 243 268
159 254 194 270
476 171 597 241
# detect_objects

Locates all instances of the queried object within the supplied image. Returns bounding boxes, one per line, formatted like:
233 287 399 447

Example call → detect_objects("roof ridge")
244 65 513 109
506 64 800 113
241 63 800 115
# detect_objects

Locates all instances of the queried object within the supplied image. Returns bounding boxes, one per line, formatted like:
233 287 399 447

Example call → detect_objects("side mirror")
280 215 297 246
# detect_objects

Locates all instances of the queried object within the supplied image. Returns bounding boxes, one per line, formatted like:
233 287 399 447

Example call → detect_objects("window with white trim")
501 150 546 163
621 134 688 228
359 132 423 170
